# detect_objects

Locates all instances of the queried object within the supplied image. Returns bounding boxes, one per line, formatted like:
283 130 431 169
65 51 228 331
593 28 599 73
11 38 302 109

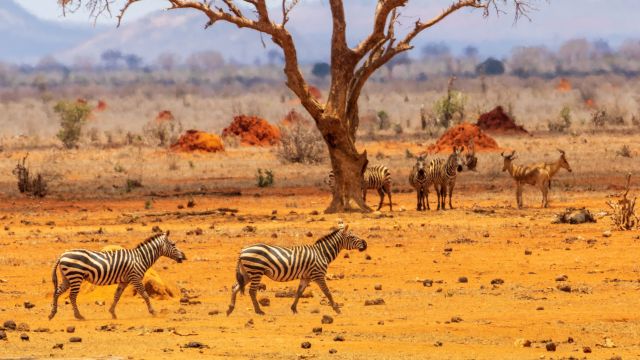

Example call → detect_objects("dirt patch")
222 115 280 146
427 123 500 153
170 130 225 153
476 106 528 134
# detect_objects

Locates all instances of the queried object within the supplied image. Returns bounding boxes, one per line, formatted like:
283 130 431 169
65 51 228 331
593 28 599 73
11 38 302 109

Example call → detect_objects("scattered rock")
33 327 49 332
0 330 6 341
312 327 322 334
567 337 574 343
333 335 345 342
524 249 532 255
545 342 556 352
343 253 349 259
434 341 443 347
23 301 35 309
364 298 385 306
306 231 313 237
450 316 463 323
208 310 219 316
243 225 256 233
557 285 572 292
458 276 468 283
423 279 433 287
151 225 162 233
245 319 254 328
20 333 29 341
3 320 16 330
536 306 544 311
321 315 334 324
603 230 612 238
16 323 29 332
271 233 278 238
329 349 337 354
69 337 82 343
555 275 568 281
514 338 532 347
365 254 372 260
598 337 616 348
187 199 196 208
301 341 311 349
374 284 382 291
582 346 592 353
66 326 76 333
183 341 208 349
490 278 504 285
258 298 270 307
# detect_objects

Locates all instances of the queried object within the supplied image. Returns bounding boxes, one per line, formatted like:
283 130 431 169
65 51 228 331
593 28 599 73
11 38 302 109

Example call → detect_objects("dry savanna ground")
0 133 639 359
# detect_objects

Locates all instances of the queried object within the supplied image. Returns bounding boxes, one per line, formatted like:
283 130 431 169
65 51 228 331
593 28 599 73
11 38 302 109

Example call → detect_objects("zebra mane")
314 229 342 245
135 233 165 249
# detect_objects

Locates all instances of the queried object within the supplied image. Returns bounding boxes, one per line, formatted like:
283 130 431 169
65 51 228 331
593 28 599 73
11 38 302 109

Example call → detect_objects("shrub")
616 144 632 158
256 168 274 188
549 106 572 133
54 100 92 149
393 123 403 135
433 90 465 129
276 122 325 164
591 108 625 128
377 110 391 130
12 154 48 198
125 178 143 193
143 113 183 147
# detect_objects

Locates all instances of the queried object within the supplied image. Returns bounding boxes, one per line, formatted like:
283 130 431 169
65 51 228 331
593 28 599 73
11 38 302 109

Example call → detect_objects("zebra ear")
165 230 170 237
343 224 349 232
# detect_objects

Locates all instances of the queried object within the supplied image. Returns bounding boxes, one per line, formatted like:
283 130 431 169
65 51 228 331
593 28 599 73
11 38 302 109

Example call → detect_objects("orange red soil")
427 123 500 153
222 115 280 146
170 130 225 153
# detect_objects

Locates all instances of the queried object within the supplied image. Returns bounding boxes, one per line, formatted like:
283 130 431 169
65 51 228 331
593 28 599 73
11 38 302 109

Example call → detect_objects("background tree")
61 0 533 213
476 57 505 75
312 62 331 80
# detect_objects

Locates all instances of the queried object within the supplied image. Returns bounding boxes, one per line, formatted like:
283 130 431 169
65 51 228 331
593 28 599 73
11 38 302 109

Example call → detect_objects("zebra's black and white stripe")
226 226 367 315
428 146 465 210
409 155 431 211
48 231 186 320
325 165 393 211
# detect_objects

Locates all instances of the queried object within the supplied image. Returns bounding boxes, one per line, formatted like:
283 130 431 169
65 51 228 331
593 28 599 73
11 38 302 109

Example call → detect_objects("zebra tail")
236 261 246 295
51 257 61 291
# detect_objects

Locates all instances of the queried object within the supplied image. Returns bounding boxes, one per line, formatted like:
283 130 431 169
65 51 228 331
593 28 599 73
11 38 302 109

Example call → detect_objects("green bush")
54 100 92 149
256 168 274 188
433 91 465 128
377 110 391 130
549 106 571 132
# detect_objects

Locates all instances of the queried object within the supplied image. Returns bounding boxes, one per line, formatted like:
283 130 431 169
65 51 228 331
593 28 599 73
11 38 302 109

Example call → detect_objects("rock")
536 306 544 311
600 337 616 348
603 230 612 238
514 338 532 347
301 341 311 349
16 323 29 331
524 249 532 255
152 225 162 233
450 316 463 323
423 279 433 287
20 333 29 341
33 328 49 332
583 346 592 353
69 337 82 343
434 341 443 347
23 301 35 309
343 253 349 259
66 326 76 333
378 321 384 325
245 319 254 328
555 275 568 281
567 337 574 343
258 298 270 306
490 278 504 285
458 276 468 283
374 284 382 291
306 231 313 237
329 348 337 354
333 335 345 342
365 254 372 260
312 327 322 334
243 225 257 233
546 342 556 351
557 285 572 292
271 210 277 215
183 341 208 349
208 310 219 316
310 210 319 215
53 343 64 350
3 320 16 330
187 199 196 208
321 315 334 324
364 298 385 306
271 233 278 238
0 330 6 341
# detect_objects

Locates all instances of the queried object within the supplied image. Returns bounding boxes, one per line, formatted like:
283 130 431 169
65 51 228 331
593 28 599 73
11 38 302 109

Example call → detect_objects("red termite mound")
171 130 225 153
222 115 280 146
427 123 500 153
476 106 528 134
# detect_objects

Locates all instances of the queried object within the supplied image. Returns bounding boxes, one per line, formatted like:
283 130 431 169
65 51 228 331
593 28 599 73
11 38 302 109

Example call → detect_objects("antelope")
533 149 572 188
501 150 551 208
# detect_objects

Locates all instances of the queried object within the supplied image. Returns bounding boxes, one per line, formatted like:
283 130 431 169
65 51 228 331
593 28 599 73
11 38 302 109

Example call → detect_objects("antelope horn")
557 148 565 155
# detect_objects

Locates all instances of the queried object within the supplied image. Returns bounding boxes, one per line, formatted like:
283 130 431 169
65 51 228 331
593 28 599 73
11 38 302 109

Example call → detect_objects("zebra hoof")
48 312 56 320
74 314 85 321
226 306 234 316
255 309 265 315
291 307 298 314
332 306 341 314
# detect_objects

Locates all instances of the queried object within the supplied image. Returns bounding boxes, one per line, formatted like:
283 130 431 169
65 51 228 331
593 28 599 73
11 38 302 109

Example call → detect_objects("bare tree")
60 0 533 213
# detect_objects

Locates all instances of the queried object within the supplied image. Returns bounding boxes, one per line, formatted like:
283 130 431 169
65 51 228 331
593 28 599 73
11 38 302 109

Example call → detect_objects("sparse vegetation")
54 100 92 149
12 154 48 198
125 178 143 193
433 78 465 129
549 106 572 133
616 144 632 158
256 169 274 188
377 111 391 131
143 113 183 147
607 173 639 230
277 123 325 164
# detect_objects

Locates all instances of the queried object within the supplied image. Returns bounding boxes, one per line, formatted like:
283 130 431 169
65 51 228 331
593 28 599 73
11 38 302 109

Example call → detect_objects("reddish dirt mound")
427 123 499 153
556 78 572 92
156 110 175 123
95 100 107 112
171 130 224 153
280 110 312 127
476 106 528 134
222 115 280 146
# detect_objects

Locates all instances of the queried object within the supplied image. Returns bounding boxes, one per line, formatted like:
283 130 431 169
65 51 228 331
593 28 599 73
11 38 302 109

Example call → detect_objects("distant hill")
0 0 102 63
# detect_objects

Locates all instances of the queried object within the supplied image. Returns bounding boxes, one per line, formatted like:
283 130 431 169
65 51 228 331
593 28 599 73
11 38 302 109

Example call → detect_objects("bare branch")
353 0 406 58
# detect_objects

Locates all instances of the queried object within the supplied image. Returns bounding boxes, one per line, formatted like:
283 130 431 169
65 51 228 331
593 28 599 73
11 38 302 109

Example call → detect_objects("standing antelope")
429 146 466 210
501 151 551 208
409 155 431 210
533 148 572 188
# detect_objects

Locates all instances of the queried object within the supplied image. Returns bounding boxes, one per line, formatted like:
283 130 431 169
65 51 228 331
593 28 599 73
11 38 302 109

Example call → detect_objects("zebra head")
414 155 427 180
452 146 465 172
159 231 186 263
340 225 367 252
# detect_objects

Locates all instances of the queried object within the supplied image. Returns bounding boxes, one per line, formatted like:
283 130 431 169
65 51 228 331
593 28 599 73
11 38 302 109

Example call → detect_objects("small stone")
365 254 372 260
0 330 6 341
555 275 568 281
374 284 382 291
258 298 270 306
306 231 313 237
329 349 337 354
152 225 162 233
177 204 184 209
69 337 82 343
53 343 64 350
458 276 468 283
321 315 334 324
567 337 574 343
3 320 16 330
536 306 544 311
183 341 207 349
243 225 256 233
434 341 443 347
16 323 29 331
271 210 277 215
312 327 322 334
23 301 35 309
423 279 433 287
333 335 345 342
524 249 532 255
33 328 49 332
343 253 349 259
450 316 463 323
310 210 319 215
301 341 311 349
545 342 556 352
20 333 29 341
482 231 490 237
66 326 76 333
557 285 572 292
208 310 219 316
245 319 254 328
377 321 384 325
271 233 278 238
187 199 196 208
490 278 504 285
364 298 385 306
603 230 612 238
583 346 592 353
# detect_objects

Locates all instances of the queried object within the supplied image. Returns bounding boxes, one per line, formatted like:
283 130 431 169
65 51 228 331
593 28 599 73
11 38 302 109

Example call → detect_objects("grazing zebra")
408 155 431 211
226 225 367 316
48 231 186 320
501 150 551 208
325 165 393 211
429 146 465 210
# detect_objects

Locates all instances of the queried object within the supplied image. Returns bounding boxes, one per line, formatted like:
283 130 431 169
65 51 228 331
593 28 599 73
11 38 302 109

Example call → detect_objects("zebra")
325 165 393 211
226 225 367 316
48 231 186 320
428 146 465 210
408 155 431 211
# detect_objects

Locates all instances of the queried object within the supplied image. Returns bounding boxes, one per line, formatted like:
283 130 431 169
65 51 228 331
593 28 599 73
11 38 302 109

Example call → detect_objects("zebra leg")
109 282 128 319
290 278 309 314
448 183 455 209
440 186 447 211
226 283 241 316
68 281 85 320
434 184 441 210
132 278 155 316
516 184 523 209
386 184 393 211
416 189 422 211
313 277 340 314
49 276 70 320
376 188 385 211
249 277 265 315
425 187 430 210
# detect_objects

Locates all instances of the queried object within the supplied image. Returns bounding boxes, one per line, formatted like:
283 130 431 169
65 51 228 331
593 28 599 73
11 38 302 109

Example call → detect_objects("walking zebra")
48 231 186 320
429 146 465 210
226 225 367 315
325 165 392 211
409 155 431 211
